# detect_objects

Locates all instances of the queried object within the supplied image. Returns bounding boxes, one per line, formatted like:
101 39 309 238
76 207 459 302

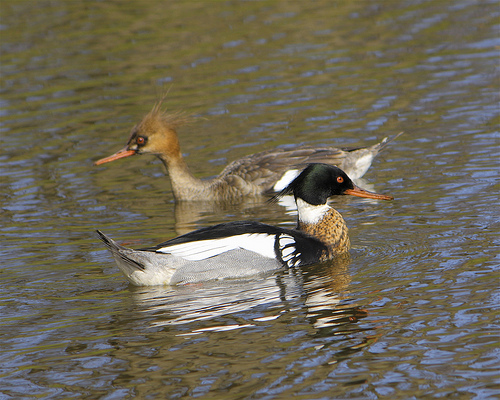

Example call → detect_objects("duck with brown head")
95 98 402 202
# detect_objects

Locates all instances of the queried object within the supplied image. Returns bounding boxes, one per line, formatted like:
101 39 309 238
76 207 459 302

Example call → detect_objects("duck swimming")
95 99 402 201
97 163 393 286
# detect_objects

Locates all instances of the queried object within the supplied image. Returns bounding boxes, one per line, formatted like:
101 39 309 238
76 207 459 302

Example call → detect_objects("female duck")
97 164 393 286
95 100 401 201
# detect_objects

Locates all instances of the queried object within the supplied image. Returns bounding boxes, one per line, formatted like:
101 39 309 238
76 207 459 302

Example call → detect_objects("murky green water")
1 1 499 398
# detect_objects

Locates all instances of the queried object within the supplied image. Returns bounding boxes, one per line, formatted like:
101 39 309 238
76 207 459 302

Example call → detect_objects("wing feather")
145 221 328 266
156 233 277 261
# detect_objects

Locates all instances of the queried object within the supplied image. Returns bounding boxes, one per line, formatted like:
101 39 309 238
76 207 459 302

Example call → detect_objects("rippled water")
1 1 499 398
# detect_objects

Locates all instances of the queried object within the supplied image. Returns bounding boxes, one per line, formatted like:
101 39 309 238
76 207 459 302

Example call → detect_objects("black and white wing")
155 232 277 261
147 221 283 261
144 220 327 266
275 232 327 268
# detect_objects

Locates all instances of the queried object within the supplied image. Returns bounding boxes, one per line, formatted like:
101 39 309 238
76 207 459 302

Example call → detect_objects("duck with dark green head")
97 163 393 286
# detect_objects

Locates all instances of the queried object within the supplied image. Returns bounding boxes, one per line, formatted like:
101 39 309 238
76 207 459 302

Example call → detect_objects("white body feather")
157 233 277 260
273 169 300 191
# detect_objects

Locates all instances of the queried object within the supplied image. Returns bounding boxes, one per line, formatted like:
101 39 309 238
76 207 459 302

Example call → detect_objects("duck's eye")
136 136 146 146
337 176 344 183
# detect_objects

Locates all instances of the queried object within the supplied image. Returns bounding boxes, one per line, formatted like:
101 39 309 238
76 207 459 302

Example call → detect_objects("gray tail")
374 131 404 153
344 131 404 153
96 230 145 272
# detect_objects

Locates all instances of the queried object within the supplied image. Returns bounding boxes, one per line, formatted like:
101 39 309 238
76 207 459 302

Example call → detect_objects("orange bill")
94 147 136 165
344 185 393 201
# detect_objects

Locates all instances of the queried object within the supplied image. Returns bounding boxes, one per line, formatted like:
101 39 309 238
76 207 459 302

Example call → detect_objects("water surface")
1 1 499 399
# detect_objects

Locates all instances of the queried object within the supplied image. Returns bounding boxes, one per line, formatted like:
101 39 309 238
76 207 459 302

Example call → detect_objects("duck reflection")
125 252 368 338
300 254 362 330
172 196 273 235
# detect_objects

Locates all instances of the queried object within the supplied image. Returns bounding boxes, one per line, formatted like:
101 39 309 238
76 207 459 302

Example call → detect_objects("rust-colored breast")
298 208 350 260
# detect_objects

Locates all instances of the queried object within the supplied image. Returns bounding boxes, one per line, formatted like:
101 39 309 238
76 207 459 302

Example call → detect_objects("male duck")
97 163 393 286
95 99 402 201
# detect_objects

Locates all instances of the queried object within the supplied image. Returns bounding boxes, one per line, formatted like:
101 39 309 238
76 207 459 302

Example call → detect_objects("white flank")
351 153 374 179
273 169 300 191
156 233 277 261
296 198 330 224
281 246 295 258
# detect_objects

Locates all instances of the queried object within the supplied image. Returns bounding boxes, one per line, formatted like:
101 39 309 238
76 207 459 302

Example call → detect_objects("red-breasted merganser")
97 163 393 286
94 100 402 201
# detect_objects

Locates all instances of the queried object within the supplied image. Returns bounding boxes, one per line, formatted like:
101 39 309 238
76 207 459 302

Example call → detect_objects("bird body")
97 164 393 286
95 100 401 201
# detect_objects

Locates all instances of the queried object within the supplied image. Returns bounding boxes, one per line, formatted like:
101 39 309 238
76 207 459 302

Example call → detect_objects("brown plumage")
297 208 350 260
95 98 402 202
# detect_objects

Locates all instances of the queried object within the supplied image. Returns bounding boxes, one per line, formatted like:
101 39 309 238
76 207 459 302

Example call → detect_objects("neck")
158 153 212 201
296 198 350 258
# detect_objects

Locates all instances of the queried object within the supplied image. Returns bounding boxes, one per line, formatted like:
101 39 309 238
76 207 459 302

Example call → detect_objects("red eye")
337 176 344 183
136 136 146 145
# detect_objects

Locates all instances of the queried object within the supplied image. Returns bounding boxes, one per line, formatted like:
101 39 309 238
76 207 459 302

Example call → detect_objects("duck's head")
95 100 190 166
278 163 393 205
